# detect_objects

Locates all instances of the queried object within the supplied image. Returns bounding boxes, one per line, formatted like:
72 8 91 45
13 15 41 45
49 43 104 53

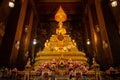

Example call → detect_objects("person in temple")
56 22 66 35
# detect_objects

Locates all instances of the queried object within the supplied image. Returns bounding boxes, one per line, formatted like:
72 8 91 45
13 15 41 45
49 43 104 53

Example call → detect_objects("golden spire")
55 6 67 22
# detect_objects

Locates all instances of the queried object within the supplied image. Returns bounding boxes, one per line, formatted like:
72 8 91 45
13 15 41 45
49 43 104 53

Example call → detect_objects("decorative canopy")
55 6 67 22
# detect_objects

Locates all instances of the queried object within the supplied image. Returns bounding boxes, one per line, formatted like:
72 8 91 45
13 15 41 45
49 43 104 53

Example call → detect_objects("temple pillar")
29 13 38 68
87 0 113 67
87 4 97 58
17 7 34 68
10 0 28 66
0 22 5 46
24 9 34 59
94 0 113 65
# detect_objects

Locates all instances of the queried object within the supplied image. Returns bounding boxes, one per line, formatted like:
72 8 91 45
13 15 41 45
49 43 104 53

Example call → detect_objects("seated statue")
56 22 66 35
72 40 77 47
45 40 50 48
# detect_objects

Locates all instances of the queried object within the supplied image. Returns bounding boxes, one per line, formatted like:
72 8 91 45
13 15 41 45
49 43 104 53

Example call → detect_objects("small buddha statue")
45 40 50 48
56 22 66 35
72 40 76 47
92 57 97 64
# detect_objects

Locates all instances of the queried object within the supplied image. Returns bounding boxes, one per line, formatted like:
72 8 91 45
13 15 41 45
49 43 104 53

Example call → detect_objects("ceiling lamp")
110 0 117 7
86 39 90 45
9 0 15 8
33 39 37 45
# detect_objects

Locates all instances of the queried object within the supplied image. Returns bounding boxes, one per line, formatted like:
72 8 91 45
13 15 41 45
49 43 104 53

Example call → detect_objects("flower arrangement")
36 66 43 76
12 68 18 73
74 61 79 68
35 58 88 77
50 64 56 71
69 70 76 79
105 66 115 75
43 61 50 68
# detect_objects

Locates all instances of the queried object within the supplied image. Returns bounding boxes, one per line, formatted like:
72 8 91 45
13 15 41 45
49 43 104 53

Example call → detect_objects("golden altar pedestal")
34 34 88 70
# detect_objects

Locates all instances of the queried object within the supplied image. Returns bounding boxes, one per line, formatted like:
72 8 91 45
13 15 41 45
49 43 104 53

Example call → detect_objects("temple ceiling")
34 0 88 21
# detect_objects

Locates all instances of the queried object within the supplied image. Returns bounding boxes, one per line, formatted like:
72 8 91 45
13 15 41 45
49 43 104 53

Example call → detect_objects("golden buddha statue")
72 40 77 47
56 22 66 35
33 6 88 71
45 40 50 47
55 6 67 35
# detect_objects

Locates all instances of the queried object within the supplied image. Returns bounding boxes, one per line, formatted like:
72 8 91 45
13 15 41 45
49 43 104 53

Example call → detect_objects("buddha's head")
58 22 63 28
46 40 49 42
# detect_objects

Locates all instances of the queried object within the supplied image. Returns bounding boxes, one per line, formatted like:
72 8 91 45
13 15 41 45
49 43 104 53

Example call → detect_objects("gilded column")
95 0 113 64
87 4 97 57
10 0 28 65
24 9 34 57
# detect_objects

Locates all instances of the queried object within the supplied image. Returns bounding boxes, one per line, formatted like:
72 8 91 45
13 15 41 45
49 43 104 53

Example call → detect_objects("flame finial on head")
55 6 67 22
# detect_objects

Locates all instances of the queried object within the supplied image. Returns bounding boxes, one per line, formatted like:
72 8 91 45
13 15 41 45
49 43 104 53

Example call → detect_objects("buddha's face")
58 22 63 28
72 40 75 42
46 40 48 42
